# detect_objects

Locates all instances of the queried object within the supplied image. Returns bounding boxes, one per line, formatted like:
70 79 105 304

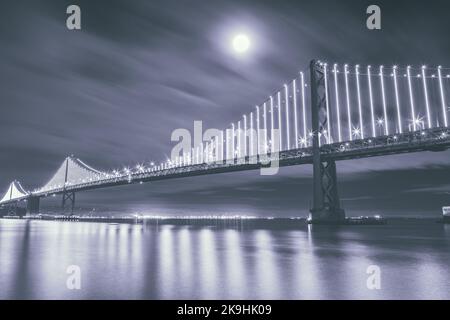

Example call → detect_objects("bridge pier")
309 60 345 224
309 159 345 223
26 196 40 215
62 192 75 215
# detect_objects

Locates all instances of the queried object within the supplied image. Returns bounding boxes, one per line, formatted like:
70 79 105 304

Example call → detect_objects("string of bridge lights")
120 62 450 176
202 62 450 167
35 62 450 188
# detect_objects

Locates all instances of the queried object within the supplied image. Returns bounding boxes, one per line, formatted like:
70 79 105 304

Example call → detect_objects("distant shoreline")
1 215 447 228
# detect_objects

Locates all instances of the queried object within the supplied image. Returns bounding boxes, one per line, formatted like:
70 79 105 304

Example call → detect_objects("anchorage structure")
1 60 450 223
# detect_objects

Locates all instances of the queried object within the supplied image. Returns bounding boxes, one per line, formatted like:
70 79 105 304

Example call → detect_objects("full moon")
232 34 250 53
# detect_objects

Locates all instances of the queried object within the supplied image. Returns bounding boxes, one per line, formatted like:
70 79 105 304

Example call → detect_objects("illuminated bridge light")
323 63 331 143
255 107 260 155
406 66 417 131
392 65 402 133
333 64 342 142
284 84 290 149
438 66 448 127
355 65 364 139
270 95 275 149
410 115 425 131
231 122 236 159
299 136 307 147
367 65 376 137
243 115 247 157
237 120 241 158
277 91 282 150
379 65 389 135
352 126 361 139
292 79 299 148
300 72 307 140
262 103 267 154
249 111 254 157
421 66 432 128
344 64 352 141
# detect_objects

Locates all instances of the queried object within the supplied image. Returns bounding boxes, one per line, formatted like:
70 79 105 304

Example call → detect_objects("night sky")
1 0 449 217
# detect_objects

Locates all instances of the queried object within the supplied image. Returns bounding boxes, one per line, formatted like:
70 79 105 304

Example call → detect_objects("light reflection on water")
0 219 449 299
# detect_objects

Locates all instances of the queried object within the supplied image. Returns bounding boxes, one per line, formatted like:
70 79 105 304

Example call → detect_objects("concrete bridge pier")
309 59 345 224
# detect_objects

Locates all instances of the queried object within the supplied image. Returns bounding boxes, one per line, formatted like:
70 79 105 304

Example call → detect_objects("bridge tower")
26 196 40 215
309 60 345 223
61 157 75 215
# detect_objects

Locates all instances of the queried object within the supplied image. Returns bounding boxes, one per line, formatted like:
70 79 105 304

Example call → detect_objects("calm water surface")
0 219 449 299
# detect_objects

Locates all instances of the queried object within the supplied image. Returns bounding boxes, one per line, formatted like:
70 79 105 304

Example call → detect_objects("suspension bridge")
1 60 449 223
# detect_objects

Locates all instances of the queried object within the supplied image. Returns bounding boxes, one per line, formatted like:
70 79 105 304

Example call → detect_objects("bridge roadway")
15 126 446 201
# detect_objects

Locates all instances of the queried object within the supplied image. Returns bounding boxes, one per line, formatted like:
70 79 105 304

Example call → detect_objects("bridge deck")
0 127 439 203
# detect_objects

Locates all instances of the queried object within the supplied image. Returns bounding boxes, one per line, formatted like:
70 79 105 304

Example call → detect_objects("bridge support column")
310 160 345 223
26 196 40 215
309 60 345 224
62 192 75 215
